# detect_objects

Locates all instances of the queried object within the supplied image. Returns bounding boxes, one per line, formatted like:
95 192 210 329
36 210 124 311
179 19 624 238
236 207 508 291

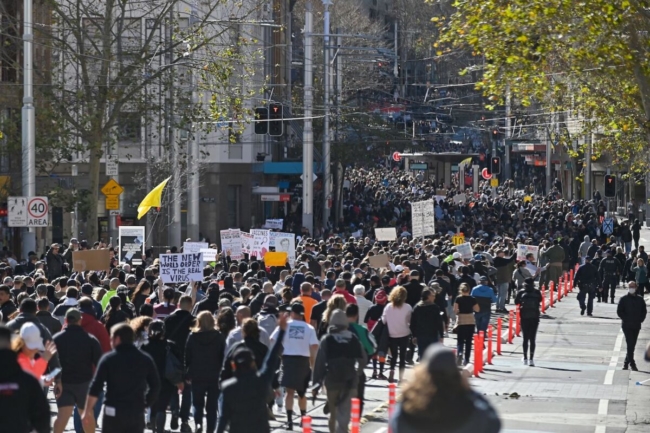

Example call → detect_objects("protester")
381 286 412 383
471 276 496 332
514 279 542 366
409 289 444 357
574 256 599 316
453 283 478 366
617 282 648 371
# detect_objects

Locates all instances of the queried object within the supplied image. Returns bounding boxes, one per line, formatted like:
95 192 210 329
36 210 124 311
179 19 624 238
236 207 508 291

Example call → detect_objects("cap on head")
65 308 82 322
290 303 305 316
19 322 44 351
479 275 488 282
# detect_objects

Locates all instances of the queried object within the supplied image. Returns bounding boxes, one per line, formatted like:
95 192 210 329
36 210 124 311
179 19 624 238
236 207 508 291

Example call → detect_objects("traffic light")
490 156 501 175
254 107 268 134
492 128 499 140
604 175 616 197
268 103 283 136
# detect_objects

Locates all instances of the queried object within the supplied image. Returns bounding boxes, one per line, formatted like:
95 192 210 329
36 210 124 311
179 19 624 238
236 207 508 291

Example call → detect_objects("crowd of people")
0 164 649 433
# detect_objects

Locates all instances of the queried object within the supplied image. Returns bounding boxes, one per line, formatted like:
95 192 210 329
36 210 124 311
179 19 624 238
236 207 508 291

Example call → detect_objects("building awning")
257 162 323 175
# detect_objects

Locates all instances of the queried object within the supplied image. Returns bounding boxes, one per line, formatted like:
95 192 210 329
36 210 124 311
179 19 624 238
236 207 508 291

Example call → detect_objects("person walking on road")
514 279 542 366
617 282 647 371
471 276 496 332
409 289 444 358
52 309 102 433
381 286 412 383
632 219 641 250
630 258 649 296
599 249 622 304
390 345 501 433
574 256 599 316
493 247 517 312
454 283 478 366
311 309 364 433
82 323 161 433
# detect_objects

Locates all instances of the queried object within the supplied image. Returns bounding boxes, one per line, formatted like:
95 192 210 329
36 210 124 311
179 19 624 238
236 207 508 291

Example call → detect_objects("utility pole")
302 1 314 235
322 0 332 229
546 121 552 195
21 0 36 258
586 133 593 200
168 10 181 248
504 86 511 181
187 70 200 241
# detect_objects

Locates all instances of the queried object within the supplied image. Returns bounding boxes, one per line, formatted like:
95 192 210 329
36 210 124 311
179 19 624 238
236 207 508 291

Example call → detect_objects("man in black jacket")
599 249 622 304
574 256 599 316
0 325 50 433
192 283 220 315
514 280 542 366
82 323 160 433
0 283 17 322
52 309 102 433
617 282 647 371
165 295 195 432
409 289 444 359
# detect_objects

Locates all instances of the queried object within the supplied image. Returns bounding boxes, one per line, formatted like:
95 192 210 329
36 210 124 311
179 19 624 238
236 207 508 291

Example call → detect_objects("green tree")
438 0 650 169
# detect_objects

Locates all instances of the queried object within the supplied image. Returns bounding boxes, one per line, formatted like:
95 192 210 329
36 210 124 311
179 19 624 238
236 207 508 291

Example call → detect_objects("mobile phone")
42 368 61 383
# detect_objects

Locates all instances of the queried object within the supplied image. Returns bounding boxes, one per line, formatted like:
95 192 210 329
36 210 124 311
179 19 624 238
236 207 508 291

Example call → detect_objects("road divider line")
604 332 624 385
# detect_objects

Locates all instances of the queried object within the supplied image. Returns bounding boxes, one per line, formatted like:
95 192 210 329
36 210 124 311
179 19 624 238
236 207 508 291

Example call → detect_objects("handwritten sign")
183 242 208 254
251 229 270 258
159 253 204 283
456 242 473 260
264 219 284 230
241 232 253 255
374 228 396 242
517 245 539 261
72 249 110 272
411 199 435 238
220 229 243 260
200 248 218 262
270 232 296 268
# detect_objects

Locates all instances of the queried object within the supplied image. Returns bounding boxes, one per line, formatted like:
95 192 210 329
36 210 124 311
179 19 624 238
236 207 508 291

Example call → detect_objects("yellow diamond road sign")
101 179 124 196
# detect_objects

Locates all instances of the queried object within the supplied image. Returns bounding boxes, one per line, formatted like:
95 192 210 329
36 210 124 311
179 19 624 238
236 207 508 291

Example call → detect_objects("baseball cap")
374 290 388 305
474 254 484 261
231 346 255 367
479 275 488 282
2 277 12 285
65 308 82 322
70 238 79 244
19 322 44 351
290 303 305 316
453 252 462 259
264 294 278 307
353 268 363 275
585 256 593 261
395 265 404 272
381 275 391 283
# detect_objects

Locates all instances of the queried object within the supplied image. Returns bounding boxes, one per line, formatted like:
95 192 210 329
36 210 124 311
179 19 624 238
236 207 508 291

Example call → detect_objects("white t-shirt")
270 319 319 357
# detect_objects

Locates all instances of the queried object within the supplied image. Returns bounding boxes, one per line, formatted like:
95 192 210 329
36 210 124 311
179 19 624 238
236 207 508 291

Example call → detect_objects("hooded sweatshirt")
579 235 591 258
185 329 226 381
291 273 306 297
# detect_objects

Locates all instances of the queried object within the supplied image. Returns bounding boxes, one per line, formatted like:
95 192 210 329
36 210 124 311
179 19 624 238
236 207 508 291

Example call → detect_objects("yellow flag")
459 156 473 168
137 176 171 219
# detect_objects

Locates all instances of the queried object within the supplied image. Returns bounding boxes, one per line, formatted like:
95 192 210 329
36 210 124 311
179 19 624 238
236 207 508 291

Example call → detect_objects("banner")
351 230 363 239
159 253 203 283
453 193 467 204
411 199 435 238
118 226 145 265
220 229 243 260
374 228 396 242
456 242 473 260
264 219 284 230
264 251 288 267
73 249 110 272
517 245 539 261
183 242 208 254
251 229 270 259
200 248 218 262
241 232 253 255
368 253 391 269
271 232 296 268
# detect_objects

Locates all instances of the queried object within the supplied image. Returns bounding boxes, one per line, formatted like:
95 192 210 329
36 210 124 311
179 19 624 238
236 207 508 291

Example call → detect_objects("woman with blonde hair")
129 316 153 348
390 345 501 433
318 294 347 338
185 311 226 433
381 286 412 383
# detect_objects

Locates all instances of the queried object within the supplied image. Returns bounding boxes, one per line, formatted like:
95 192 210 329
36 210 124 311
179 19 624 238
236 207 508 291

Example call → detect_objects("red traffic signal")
604 175 616 197
490 156 501 175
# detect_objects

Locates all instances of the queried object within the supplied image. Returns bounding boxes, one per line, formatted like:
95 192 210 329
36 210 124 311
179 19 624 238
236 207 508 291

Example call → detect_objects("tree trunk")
86 134 103 243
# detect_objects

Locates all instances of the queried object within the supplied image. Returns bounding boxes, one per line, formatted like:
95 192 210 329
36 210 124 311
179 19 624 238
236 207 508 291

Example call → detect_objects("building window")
117 112 142 141
228 144 243 159
227 185 240 228
119 18 142 57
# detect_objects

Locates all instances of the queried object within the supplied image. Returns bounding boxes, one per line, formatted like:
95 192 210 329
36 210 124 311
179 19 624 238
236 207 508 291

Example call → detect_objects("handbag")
165 345 184 385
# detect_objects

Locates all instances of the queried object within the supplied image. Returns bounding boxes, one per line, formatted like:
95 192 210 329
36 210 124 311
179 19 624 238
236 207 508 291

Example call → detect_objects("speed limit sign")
8 196 49 227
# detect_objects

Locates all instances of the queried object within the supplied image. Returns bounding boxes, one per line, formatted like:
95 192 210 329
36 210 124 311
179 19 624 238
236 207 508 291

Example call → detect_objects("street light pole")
322 0 332 230
187 71 200 241
21 0 36 258
302 1 314 235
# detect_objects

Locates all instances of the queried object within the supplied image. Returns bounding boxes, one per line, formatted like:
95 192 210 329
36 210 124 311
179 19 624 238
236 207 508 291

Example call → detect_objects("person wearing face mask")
616 281 647 371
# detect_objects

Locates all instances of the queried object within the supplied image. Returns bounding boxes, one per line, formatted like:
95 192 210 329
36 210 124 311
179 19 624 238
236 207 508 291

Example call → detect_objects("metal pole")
21 0 36 258
393 21 399 79
168 9 181 248
322 0 332 230
302 1 314 235
504 86 511 181
546 124 552 195
586 133 592 200
187 71 200 241
491 139 497 197
72 165 78 239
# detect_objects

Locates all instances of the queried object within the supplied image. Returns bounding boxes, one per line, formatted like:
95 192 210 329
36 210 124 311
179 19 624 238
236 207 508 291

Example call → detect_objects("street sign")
452 234 465 246
105 195 119 210
8 196 49 227
101 179 124 196
491 178 499 187
602 217 614 235
454 210 463 227
299 174 318 182
109 210 120 216
392 151 401 162
106 160 119 176
481 168 492 180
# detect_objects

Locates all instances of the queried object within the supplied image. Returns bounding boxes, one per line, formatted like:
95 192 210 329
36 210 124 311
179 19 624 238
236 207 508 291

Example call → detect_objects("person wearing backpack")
514 278 542 366
346 303 375 417
255 295 280 337
311 309 364 433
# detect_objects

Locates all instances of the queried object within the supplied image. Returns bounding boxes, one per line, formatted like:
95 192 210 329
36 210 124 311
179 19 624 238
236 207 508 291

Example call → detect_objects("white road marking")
603 332 624 385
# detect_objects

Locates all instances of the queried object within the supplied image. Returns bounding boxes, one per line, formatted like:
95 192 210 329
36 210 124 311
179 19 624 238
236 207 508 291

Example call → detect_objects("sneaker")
180 423 192 433
580 308 585 316
588 313 593 316
529 360 535 367
377 373 388 380
623 364 629 370
631 364 639 371
522 358 528 365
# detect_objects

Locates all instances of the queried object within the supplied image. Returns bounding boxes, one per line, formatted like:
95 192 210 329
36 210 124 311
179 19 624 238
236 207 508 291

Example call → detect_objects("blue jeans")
475 311 491 333
74 390 104 433
496 283 509 310
625 242 632 254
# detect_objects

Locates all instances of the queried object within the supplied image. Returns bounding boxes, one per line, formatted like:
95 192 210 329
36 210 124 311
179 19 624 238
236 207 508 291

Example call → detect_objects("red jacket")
80 312 111 353
334 288 357 305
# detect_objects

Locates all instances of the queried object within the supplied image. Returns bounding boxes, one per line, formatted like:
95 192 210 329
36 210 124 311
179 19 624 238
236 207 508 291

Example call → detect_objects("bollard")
508 311 514 344
388 383 396 428
302 416 312 433
477 333 484 372
516 305 521 337
487 325 493 364
557 277 563 301
570 269 575 292
351 398 361 433
541 284 546 314
550 281 555 307
564 274 569 297
497 318 502 355
473 334 480 377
